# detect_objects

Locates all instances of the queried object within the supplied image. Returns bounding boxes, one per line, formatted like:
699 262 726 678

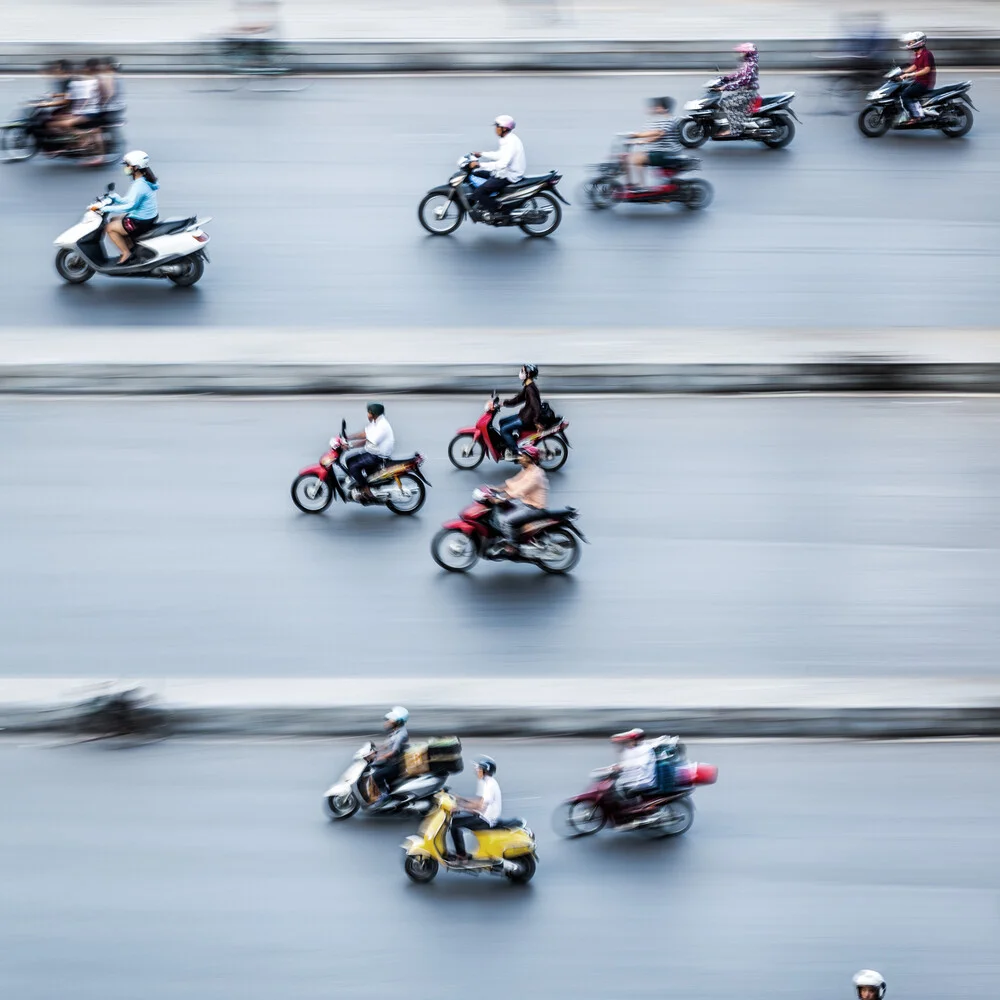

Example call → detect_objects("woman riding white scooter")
90 150 159 266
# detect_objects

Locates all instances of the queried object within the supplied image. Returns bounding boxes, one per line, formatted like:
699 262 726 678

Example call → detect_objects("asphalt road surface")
1 72 999 330
4 394 1000 679
1 738 997 1000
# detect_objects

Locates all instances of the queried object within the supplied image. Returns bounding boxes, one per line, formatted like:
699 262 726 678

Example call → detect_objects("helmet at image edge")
494 114 516 131
734 42 757 55
384 706 409 725
611 728 645 743
901 31 926 49
520 363 539 379
853 970 886 999
518 444 541 462
122 150 150 169
474 755 497 776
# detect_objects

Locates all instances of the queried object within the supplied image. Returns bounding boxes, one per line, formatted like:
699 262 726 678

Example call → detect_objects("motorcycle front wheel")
554 800 606 839
858 106 891 138
678 117 709 148
418 188 464 235
168 255 204 287
382 473 426 515
535 527 581 575
431 528 480 572
55 248 95 284
323 791 360 821
518 191 562 237
941 104 973 138
682 178 714 211
404 854 439 883
1 126 38 162
448 433 486 470
580 177 617 210
291 473 333 513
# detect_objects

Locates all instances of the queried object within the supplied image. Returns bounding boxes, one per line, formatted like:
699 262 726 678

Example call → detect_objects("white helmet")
853 970 886 999
384 706 409 725
901 31 926 49
122 150 150 170
494 115 516 131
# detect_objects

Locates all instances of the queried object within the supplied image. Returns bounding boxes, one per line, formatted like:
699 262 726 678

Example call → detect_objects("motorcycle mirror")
106 182 115 192
340 419 347 436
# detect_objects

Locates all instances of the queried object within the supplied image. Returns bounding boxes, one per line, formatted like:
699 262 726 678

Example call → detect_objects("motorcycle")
418 153 569 238
555 741 718 839
431 486 586 575
448 392 571 472
857 67 975 138
581 137 713 211
323 741 451 821
402 790 537 884
679 80 799 149
291 419 430 516
1 100 126 164
53 183 211 286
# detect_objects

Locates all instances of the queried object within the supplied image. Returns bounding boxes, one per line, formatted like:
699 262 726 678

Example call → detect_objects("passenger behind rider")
493 444 548 555
625 96 683 189
899 31 937 123
611 728 657 798
468 115 525 221
342 402 394 500
97 57 125 117
371 706 410 803
448 755 502 865
92 150 159 266
59 58 105 164
499 363 542 459
716 43 760 139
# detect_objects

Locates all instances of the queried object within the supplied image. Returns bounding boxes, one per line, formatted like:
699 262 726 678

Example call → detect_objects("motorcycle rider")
448 755 502 865
899 32 936 123
625 96 683 189
611 728 657 798
38 59 74 139
342 402 395 500
371 706 410 803
716 43 760 138
494 444 548 554
852 970 886 1000
92 150 159 266
468 115 525 221
499 363 542 459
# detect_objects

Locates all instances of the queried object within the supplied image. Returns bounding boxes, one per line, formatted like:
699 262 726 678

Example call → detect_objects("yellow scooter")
402 790 537 884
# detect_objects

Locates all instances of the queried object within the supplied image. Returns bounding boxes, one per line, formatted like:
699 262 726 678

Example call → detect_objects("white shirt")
476 775 502 825
68 77 101 115
619 742 656 788
364 415 394 458
478 132 526 182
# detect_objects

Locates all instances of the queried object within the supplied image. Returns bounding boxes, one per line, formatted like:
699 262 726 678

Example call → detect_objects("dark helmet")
474 755 497 776
367 402 385 418
520 364 539 380
650 96 676 114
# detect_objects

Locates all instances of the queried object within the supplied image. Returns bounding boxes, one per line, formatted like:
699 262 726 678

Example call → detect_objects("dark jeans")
371 759 399 795
450 811 491 857
469 174 510 213
345 452 382 483
498 415 523 452
901 82 929 117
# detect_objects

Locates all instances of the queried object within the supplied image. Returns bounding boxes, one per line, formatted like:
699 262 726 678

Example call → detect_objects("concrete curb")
4 359 1000 394
2 37 1000 73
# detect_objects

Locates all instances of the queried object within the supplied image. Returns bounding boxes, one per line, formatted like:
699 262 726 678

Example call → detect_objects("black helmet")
650 96 676 114
474 755 497 776
520 364 539 380
366 402 385 418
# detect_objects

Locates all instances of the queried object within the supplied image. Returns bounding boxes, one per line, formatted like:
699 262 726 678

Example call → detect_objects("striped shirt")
645 118 683 152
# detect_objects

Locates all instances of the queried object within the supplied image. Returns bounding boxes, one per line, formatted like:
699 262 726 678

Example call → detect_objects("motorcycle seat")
656 153 699 171
496 817 528 828
379 454 419 466
759 92 794 105
531 507 576 520
925 84 970 99
140 217 196 239
504 171 558 189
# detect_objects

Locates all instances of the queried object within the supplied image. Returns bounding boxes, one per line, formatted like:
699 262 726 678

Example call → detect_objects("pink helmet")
519 444 541 461
611 728 645 744
494 114 516 131
734 42 757 55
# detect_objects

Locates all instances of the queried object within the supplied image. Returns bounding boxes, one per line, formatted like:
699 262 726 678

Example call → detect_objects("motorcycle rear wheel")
291 473 333 513
169 256 204 287
762 113 796 149
382 472 426 515
404 854 439 883
683 178 713 211
679 117 709 148
504 853 537 885
858 106 890 138
647 798 695 838
55 248 95 284
535 528 581 575
324 791 360 821
418 189 464 235
518 192 562 237
1 126 38 162
448 432 486 470
941 105 973 138
431 528 479 572
537 434 568 472
554 800 606 839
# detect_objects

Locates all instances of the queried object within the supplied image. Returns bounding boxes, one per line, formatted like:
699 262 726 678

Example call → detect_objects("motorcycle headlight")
866 89 884 100
684 100 705 111
449 175 463 187
320 455 333 468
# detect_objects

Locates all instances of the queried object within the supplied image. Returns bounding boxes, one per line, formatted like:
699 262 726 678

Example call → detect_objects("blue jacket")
109 177 159 220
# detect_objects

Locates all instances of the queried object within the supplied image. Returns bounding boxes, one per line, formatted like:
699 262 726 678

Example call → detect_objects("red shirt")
913 47 936 89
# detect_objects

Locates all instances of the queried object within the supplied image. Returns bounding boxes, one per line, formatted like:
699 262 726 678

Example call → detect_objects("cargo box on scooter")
427 736 463 774
403 743 430 777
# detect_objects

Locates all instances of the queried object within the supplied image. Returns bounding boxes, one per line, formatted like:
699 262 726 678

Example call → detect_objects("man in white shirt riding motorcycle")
468 115 526 221
611 728 658 798
448 755 502 864
343 402 395 500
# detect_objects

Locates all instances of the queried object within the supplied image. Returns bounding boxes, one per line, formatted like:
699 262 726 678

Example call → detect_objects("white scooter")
53 182 211 286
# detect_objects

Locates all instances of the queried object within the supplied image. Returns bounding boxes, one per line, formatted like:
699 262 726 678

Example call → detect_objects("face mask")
123 165 132 176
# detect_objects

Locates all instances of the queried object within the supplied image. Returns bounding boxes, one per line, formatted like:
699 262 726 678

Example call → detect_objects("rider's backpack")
538 401 560 428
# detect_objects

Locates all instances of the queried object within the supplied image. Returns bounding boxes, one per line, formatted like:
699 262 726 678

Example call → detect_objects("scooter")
323 742 450 821
431 486 586 575
581 137 713 211
555 740 718 839
402 790 537 884
448 393 570 472
857 67 975 138
679 80 799 149
291 419 430 516
53 183 211 286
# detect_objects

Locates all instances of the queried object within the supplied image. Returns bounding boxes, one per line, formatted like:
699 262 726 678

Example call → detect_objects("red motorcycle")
290 419 430 516
555 750 718 839
448 393 570 472
431 486 586 574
